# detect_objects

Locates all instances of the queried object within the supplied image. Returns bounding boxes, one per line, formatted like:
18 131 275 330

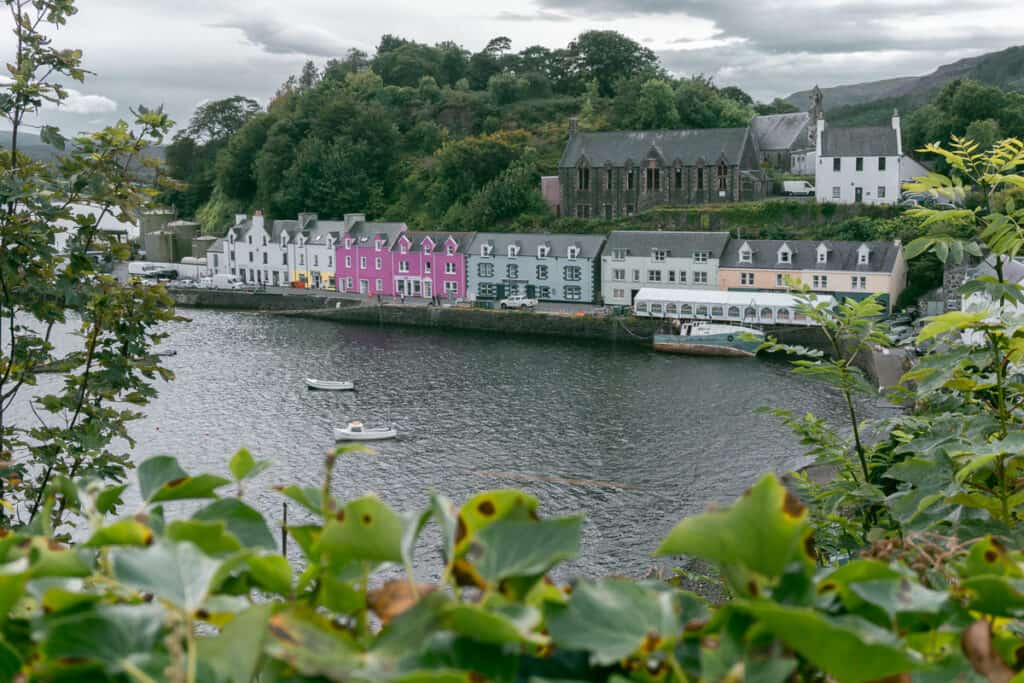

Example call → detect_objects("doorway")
854 187 863 203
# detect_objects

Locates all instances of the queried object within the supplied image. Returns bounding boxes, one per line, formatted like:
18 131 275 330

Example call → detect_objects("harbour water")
15 310 878 578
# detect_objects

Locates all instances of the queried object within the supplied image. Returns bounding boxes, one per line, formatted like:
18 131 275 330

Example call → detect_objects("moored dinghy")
306 378 354 391
334 420 397 441
654 321 764 358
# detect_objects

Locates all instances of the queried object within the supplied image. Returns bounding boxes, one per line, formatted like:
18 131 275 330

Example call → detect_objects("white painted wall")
816 154 901 205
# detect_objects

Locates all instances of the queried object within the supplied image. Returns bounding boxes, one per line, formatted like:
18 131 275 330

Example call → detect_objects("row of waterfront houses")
207 212 908 312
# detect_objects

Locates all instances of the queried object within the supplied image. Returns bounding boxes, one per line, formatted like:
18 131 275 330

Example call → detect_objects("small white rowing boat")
306 378 354 391
334 421 397 441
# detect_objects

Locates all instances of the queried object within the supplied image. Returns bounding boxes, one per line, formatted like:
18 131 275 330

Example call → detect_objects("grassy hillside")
786 44 1024 126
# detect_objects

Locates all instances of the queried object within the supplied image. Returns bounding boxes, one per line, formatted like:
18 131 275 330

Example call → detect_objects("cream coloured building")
718 239 907 312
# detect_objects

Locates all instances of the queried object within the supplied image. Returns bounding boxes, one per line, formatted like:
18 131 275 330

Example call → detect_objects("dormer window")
424 244 431 255
508 245 520 258
857 244 870 265
446 244 455 256
816 244 828 264
653 249 666 262
481 244 493 257
345 239 353 249
777 245 791 264
400 242 407 254
375 240 384 251
247 235 252 244
538 245 550 258
567 246 580 259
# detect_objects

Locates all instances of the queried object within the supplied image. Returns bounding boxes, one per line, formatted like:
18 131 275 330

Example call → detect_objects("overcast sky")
3 0 1022 135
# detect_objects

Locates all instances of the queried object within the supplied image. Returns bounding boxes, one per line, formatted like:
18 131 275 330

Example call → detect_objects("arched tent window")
666 303 678 315
760 308 774 321
681 304 693 316
794 310 807 322
744 307 756 321
696 305 708 317
728 306 740 318
777 308 791 322
711 306 723 317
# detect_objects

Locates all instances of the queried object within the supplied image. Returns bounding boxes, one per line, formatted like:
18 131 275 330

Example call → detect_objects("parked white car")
499 294 537 310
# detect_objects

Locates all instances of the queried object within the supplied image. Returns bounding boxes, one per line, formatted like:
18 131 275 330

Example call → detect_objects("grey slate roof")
605 230 731 258
346 221 407 248
467 232 606 259
720 239 901 273
400 231 476 254
209 238 224 251
821 126 899 157
751 113 811 151
559 128 753 168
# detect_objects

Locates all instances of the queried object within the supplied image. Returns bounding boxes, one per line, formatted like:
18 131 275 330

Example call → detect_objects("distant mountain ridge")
785 45 1024 113
0 130 165 163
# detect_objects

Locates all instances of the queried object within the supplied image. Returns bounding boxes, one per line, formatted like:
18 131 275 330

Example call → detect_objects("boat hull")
334 428 397 441
653 334 760 358
306 379 354 391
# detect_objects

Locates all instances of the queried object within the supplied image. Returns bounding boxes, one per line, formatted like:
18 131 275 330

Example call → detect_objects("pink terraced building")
333 214 407 296
391 231 473 300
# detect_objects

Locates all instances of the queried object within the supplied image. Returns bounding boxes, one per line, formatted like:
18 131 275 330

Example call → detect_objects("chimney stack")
815 111 825 155
568 116 579 136
892 109 902 157
253 210 265 232
344 213 366 232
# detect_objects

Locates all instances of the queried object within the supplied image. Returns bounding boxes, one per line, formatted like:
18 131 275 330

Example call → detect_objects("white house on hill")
815 111 904 206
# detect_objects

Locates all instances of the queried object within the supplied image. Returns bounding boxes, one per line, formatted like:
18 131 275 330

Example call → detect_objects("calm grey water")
15 310 873 578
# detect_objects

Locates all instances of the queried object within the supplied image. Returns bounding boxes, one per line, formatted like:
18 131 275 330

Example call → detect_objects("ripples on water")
11 310 877 578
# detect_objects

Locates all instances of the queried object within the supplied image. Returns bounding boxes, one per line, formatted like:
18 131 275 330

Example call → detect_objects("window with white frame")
481 244 493 257
478 283 497 298
632 269 640 281
832 186 840 199
424 261 431 273
739 249 751 263
375 278 383 290
612 269 625 281
446 244 455 255
668 271 676 282
693 271 708 284
445 262 456 275
610 248 627 260
740 272 754 285
478 263 493 277
694 251 709 264
679 271 687 283
444 281 458 293
647 270 662 282
345 256 351 267
813 275 829 289
400 243 408 254
613 288 625 298
507 264 518 278
374 257 382 270
507 245 519 257
564 286 582 301
858 247 870 264
538 245 550 258
776 273 784 287
564 266 582 281
778 247 791 264
299 254 304 266
567 246 580 259
359 256 366 268
877 186 886 199
851 275 867 290
653 249 667 262
817 245 828 264
536 265 549 280
399 261 410 273
328 256 332 267
313 255 318 267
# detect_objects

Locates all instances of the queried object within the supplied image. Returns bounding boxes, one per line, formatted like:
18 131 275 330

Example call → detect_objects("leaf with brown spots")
83 520 153 548
454 490 538 557
367 580 436 625
137 455 229 504
656 475 813 581
315 495 407 566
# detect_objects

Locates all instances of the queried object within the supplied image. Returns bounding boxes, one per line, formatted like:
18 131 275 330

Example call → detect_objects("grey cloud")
212 16 357 58
495 10 572 22
537 0 1016 55
40 89 118 115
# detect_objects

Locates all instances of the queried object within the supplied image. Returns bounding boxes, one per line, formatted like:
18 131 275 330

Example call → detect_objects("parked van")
782 181 815 196
206 274 242 289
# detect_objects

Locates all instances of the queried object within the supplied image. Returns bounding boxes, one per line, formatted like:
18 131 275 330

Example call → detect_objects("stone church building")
558 121 767 220
557 87 825 219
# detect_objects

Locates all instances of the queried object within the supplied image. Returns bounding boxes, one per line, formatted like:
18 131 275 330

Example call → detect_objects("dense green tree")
487 72 527 105
183 96 261 144
373 42 443 87
755 97 800 115
215 112 274 204
617 79 679 130
567 30 658 97
324 48 370 82
445 153 548 227
964 118 1002 151
720 85 753 107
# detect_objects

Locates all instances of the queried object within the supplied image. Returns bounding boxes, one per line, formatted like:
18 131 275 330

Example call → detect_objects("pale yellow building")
718 239 907 312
